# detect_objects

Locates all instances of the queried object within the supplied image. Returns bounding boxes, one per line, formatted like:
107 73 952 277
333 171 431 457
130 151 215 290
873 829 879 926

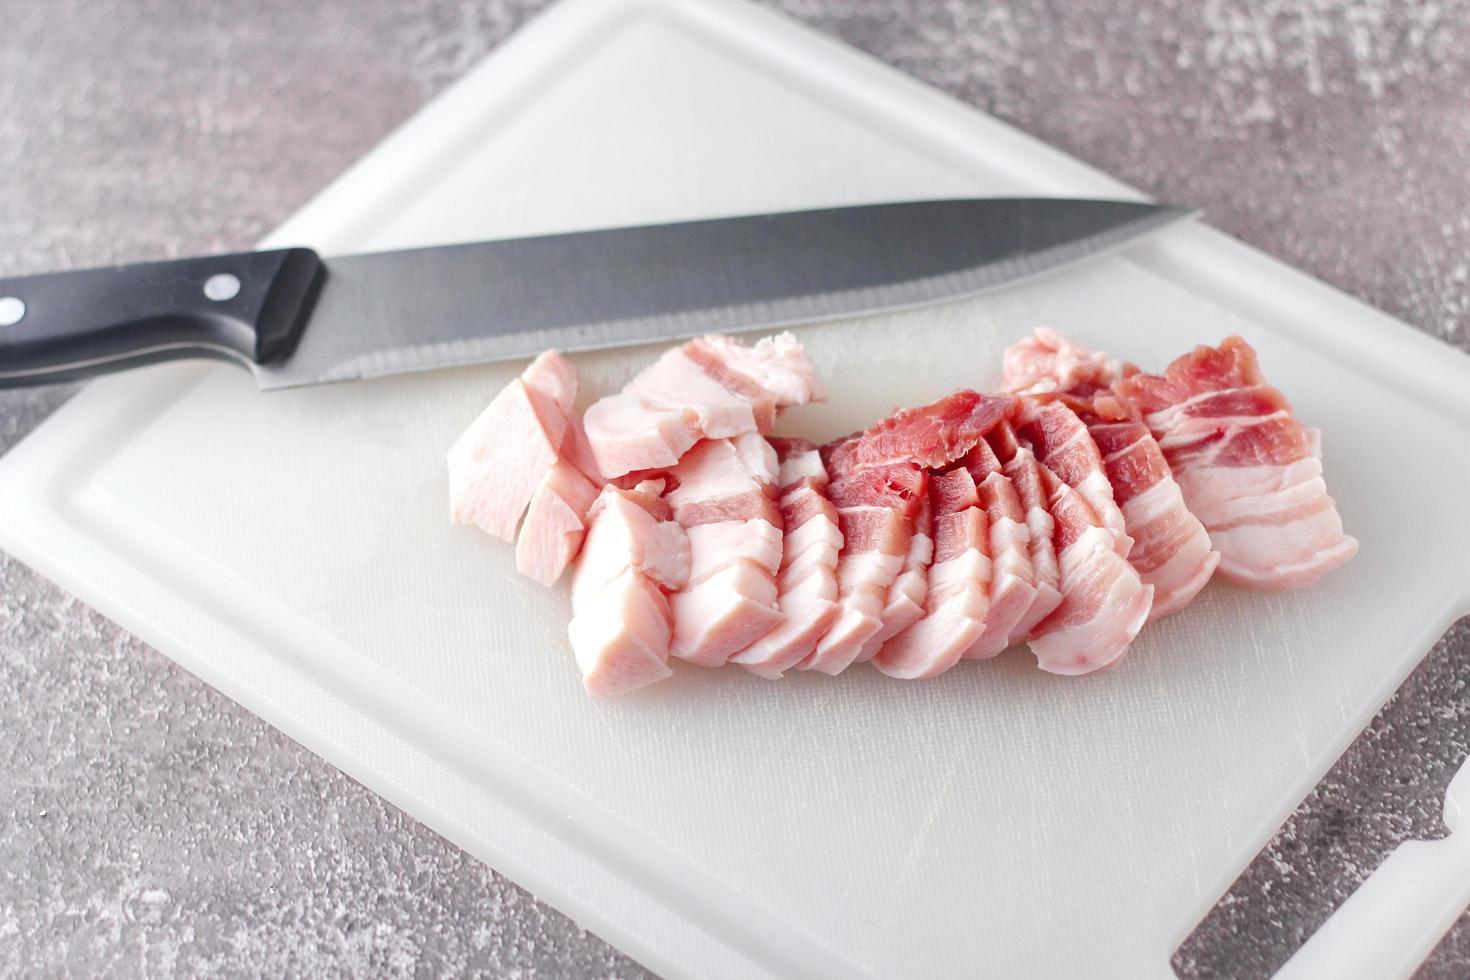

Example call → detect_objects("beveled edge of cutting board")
2 1 1470 978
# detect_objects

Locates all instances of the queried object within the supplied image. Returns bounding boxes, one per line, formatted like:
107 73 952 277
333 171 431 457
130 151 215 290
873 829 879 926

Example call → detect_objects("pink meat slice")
734 568 838 680
567 571 674 698
731 438 843 678
631 349 762 437
988 423 1063 643
771 436 829 486
1113 336 1357 590
448 350 577 542
670 562 783 667
774 492 844 571
1027 466 1153 675
802 462 927 675
1014 398 1132 556
522 348 578 421
664 434 779 527
1085 417 1220 620
686 333 826 428
584 333 821 478
823 390 1015 473
664 433 784 666
560 413 607 487
854 494 934 663
573 487 689 600
515 459 601 586
803 391 1012 674
579 390 698 478
1001 326 1120 396
999 330 1222 618
957 438 1039 660
873 469 990 680
568 486 691 697
684 520 783 584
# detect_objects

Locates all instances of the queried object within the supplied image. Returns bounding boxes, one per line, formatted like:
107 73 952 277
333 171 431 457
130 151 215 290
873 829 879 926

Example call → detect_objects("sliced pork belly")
773 436 830 487
685 333 826 428
803 462 927 675
515 459 601 586
986 422 1063 644
584 332 821 478
824 390 1014 473
580 390 699 478
854 495 934 663
958 439 1039 660
1014 398 1131 556
663 434 783 666
1084 417 1219 620
1001 330 1223 617
731 439 843 678
1113 336 1357 590
560 413 607 487
684 520 783 585
521 347 578 421
572 486 689 600
1002 327 1120 396
804 391 1012 674
1028 466 1153 674
670 562 782 667
448 350 577 542
568 486 690 696
873 469 989 680
772 480 844 571
567 572 673 697
664 433 781 527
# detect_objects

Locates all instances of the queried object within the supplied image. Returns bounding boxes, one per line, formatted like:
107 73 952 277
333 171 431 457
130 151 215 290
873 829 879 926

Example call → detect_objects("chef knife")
0 197 1191 390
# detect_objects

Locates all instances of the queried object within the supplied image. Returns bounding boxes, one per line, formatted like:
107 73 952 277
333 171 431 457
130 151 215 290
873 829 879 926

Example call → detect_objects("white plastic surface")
2 1 1469 977
1278 762 1470 980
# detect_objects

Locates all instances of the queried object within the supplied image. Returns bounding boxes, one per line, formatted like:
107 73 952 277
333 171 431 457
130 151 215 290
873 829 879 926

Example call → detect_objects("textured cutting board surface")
2 1 1469 978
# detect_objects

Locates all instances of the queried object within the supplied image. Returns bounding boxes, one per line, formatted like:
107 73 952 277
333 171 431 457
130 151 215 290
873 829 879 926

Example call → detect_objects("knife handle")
0 247 324 388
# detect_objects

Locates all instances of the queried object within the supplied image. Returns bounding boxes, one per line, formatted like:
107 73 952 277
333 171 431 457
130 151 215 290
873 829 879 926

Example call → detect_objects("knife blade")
0 198 1193 390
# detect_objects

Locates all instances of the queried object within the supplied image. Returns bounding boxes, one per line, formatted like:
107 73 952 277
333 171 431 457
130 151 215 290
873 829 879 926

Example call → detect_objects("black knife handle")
0 247 324 388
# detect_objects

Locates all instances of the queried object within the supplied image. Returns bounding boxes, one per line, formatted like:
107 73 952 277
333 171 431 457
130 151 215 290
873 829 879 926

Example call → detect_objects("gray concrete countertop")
1 1 1467 976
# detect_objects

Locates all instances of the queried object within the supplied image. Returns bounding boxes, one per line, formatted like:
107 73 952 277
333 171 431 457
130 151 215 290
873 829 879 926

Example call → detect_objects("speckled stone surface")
0 1 1467 976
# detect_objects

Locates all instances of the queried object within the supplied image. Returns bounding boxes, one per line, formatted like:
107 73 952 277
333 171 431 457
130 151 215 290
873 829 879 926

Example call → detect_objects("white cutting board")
3 1 1469 977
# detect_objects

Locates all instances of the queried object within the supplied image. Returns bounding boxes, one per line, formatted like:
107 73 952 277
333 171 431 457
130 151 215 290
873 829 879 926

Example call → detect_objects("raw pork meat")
456 329 1356 698
664 435 783 666
583 333 822 478
1114 336 1357 589
730 438 844 678
1001 330 1222 618
1028 466 1154 674
568 485 690 696
824 390 1014 472
805 391 1013 673
516 459 601 586
685 333 826 424
958 438 1039 659
560 413 607 487
448 350 577 541
1014 398 1132 556
805 391 1011 673
1002 327 1119 396
986 421 1064 644
802 462 927 674
872 468 989 679
1083 415 1219 620
851 495 933 664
